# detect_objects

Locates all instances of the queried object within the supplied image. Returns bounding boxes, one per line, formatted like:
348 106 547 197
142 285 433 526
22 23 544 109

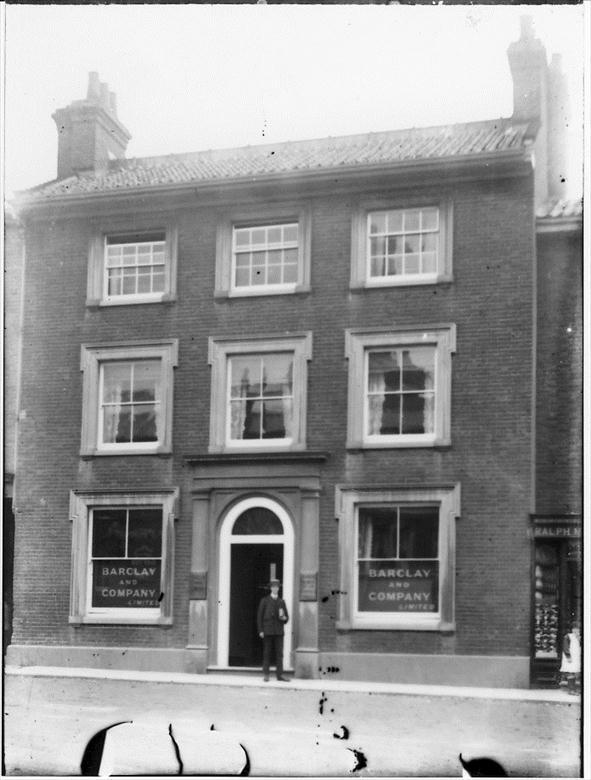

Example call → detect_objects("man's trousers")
262 634 284 678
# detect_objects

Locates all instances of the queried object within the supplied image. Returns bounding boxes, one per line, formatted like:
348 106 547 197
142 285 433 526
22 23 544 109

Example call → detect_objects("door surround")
217 496 294 668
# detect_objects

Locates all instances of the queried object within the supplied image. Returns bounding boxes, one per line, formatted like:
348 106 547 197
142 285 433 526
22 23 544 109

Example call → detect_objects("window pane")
92 509 127 557
132 406 158 442
267 226 282 244
399 507 438 558
103 363 132 403
262 399 287 438
230 356 260 398
421 208 439 231
358 507 397 558
127 509 162 557
137 269 151 294
152 270 165 292
267 265 281 285
132 361 160 402
234 229 250 248
369 213 386 234
107 269 122 296
235 267 250 287
122 271 136 296
402 348 434 391
404 210 420 232
404 235 420 255
386 210 403 233
233 507 283 534
370 256 386 277
357 560 439 613
251 228 266 245
387 256 404 276
370 236 386 258
422 252 437 273
283 263 298 283
262 354 292 396
283 224 298 243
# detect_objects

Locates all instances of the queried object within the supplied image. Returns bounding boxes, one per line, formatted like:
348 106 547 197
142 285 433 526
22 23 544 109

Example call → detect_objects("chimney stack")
507 16 570 205
52 72 131 180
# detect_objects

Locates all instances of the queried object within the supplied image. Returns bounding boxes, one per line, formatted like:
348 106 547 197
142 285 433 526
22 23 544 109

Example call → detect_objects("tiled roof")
22 117 531 201
536 198 583 219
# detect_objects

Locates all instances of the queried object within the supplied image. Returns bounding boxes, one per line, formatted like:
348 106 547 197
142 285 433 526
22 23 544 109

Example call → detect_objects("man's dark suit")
257 594 289 679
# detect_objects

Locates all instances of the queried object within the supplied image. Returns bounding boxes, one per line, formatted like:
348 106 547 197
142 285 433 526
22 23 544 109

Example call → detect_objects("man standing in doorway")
257 578 289 681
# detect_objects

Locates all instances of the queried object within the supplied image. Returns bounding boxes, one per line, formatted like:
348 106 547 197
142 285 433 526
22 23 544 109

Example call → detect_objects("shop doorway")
217 497 294 669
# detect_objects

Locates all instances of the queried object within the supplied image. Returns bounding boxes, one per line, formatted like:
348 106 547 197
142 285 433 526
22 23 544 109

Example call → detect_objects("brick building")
7 20 582 687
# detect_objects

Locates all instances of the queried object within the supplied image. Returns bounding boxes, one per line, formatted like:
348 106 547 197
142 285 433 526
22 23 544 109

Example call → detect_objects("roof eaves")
15 145 532 212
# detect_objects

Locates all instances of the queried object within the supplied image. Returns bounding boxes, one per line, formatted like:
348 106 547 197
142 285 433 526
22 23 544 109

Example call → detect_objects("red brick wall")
535 227 582 515
13 172 535 657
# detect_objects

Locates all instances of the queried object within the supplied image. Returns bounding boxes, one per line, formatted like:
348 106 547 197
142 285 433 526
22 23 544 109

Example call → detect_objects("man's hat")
269 578 281 587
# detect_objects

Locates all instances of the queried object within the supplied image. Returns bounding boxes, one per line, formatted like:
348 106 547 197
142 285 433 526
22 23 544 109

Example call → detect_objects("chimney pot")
520 15 535 41
87 71 100 101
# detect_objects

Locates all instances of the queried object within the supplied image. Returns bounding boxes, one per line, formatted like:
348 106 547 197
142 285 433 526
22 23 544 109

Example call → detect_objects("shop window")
80 339 178 456
351 199 452 289
336 485 460 631
87 226 178 306
215 206 311 298
345 325 456 448
208 333 312 452
69 489 178 625
533 544 560 659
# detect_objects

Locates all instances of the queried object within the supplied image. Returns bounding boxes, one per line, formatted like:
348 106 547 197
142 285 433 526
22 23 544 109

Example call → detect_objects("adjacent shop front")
530 514 582 686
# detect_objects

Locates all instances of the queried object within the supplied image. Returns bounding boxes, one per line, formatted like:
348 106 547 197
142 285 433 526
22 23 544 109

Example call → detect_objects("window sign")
90 507 163 609
357 505 439 614
358 561 439 612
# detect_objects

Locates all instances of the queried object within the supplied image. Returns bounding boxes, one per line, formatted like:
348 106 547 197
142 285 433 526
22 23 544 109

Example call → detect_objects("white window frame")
345 325 456 449
87 224 178 306
215 205 311 298
208 333 312 453
69 489 178 625
350 199 453 289
335 484 460 631
80 339 178 456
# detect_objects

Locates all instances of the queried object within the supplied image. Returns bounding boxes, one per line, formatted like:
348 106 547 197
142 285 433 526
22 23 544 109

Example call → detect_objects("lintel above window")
87 224 178 306
215 205 311 298
351 198 453 289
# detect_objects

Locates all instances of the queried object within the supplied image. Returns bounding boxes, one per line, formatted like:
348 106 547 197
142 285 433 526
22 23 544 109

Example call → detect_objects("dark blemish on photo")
239 744 250 776
80 721 131 776
158 592 165 602
168 723 183 774
459 753 508 777
318 692 328 714
210 723 215 730
348 748 368 771
333 725 350 740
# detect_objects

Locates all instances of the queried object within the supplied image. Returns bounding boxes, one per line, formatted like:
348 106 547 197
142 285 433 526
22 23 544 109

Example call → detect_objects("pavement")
4 665 582 777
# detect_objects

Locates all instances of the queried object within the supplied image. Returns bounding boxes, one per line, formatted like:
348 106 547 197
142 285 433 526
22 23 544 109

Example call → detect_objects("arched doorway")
217 497 294 669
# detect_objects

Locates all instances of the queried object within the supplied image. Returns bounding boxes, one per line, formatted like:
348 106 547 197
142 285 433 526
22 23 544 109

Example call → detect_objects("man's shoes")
276 676 289 682
263 676 269 682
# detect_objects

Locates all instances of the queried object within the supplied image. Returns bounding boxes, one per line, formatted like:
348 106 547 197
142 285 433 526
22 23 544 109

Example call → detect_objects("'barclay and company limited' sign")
358 561 439 612
92 559 161 608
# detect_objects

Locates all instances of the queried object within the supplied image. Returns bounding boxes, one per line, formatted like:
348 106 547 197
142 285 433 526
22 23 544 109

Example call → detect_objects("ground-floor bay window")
335 484 460 631
69 489 178 625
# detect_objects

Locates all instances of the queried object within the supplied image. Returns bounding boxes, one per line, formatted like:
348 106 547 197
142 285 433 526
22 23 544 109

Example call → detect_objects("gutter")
15 147 533 215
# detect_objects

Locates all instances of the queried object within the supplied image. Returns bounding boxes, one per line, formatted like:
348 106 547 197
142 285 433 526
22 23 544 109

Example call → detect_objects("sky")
3 4 586 199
